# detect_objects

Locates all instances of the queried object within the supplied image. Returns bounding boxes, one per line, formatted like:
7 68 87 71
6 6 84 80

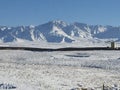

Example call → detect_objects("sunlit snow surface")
0 50 120 90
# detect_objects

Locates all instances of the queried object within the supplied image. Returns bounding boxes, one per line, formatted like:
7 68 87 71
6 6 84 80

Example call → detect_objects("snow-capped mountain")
0 20 120 43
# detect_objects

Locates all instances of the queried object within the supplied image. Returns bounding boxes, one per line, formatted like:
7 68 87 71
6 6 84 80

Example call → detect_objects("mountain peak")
52 20 65 23
49 20 68 27
29 25 35 28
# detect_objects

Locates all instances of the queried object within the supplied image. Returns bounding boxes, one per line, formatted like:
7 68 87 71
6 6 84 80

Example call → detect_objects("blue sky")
0 0 120 26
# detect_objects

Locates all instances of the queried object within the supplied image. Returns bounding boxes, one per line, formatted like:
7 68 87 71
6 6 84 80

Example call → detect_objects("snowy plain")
0 43 120 90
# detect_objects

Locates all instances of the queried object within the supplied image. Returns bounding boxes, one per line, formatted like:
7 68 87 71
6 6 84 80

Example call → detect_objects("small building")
111 42 115 49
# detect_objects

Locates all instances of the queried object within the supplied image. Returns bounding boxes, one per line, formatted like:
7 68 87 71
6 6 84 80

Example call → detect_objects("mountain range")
0 20 120 43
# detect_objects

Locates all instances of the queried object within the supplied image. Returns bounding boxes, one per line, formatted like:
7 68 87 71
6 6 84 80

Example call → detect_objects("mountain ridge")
0 20 120 43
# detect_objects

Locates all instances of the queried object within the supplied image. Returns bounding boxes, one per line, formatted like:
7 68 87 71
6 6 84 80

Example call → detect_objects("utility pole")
102 83 105 90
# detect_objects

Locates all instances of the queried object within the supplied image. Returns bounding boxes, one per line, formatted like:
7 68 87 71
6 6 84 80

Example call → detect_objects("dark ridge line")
0 46 120 51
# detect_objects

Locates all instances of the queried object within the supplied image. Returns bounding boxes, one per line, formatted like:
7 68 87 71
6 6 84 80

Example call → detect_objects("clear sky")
0 0 120 26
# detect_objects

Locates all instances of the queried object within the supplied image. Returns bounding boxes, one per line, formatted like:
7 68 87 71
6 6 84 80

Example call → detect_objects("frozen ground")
0 50 120 90
0 39 112 48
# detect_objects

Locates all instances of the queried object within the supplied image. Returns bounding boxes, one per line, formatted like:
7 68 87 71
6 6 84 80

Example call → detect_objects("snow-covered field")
0 50 120 90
